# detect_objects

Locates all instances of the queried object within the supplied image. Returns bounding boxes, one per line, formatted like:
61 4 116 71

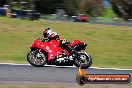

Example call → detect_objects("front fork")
34 49 41 57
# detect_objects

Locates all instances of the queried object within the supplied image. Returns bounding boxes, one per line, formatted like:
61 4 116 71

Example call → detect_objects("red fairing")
70 40 84 47
27 36 92 68
31 40 63 61
31 40 42 48
31 39 85 61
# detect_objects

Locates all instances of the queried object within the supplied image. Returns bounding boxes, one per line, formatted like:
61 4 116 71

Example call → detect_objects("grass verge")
0 84 131 88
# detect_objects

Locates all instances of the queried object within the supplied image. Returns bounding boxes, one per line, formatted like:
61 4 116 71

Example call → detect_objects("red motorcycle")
27 38 92 69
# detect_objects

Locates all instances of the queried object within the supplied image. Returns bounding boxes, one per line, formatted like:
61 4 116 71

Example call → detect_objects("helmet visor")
47 28 53 36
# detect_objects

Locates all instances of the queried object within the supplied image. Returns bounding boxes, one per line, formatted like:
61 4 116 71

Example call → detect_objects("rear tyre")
74 51 92 69
27 50 47 67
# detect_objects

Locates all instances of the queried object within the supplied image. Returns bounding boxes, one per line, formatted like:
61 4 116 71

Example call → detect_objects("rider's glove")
62 39 67 44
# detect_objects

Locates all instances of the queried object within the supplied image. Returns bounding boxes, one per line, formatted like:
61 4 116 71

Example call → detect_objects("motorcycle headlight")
46 46 49 50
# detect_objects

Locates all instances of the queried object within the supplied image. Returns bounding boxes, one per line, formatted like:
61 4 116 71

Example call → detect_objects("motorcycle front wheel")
74 51 92 69
27 50 47 67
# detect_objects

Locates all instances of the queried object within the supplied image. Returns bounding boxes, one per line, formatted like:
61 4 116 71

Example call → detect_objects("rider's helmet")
43 28 53 38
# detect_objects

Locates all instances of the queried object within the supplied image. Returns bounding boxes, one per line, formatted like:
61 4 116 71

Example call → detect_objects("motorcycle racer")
43 28 75 54
43 28 65 43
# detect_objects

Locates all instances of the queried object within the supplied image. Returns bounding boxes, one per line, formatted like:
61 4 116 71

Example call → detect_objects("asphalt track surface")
0 64 132 83
89 21 132 27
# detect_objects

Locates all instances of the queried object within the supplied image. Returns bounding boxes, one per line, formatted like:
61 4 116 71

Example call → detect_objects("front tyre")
27 50 47 67
74 51 92 69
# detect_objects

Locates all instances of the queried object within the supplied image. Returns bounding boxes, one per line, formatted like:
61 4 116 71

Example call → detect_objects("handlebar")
37 37 49 42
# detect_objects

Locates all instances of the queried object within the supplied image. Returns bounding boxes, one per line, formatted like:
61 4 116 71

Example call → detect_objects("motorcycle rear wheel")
74 51 92 69
27 50 47 67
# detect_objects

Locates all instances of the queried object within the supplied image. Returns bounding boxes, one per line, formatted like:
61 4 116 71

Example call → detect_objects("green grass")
0 17 132 68
103 7 117 18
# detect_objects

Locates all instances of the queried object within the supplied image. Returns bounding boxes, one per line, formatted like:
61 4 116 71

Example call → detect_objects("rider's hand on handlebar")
62 39 67 44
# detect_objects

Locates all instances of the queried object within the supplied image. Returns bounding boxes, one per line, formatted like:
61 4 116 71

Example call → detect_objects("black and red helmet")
43 28 53 38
